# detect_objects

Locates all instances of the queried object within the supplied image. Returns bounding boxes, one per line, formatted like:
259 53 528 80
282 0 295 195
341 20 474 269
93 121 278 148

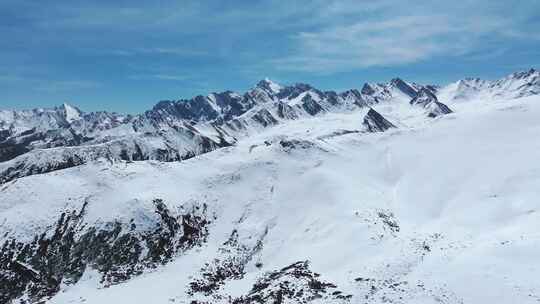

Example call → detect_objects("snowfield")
1 92 539 303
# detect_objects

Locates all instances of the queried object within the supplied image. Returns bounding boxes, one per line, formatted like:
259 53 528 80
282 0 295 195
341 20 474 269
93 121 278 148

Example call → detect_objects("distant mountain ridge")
0 69 538 184
438 68 539 102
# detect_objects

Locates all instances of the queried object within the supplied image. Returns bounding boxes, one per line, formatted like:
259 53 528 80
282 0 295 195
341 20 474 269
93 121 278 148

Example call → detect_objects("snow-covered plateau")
1 69 540 303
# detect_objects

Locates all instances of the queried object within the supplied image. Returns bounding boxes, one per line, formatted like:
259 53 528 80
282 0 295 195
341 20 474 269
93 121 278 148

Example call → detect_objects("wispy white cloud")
273 15 466 72
1 0 539 88
268 1 540 72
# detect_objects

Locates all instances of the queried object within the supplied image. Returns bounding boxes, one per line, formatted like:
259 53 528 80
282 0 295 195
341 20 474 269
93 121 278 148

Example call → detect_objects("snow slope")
437 69 540 103
1 92 539 303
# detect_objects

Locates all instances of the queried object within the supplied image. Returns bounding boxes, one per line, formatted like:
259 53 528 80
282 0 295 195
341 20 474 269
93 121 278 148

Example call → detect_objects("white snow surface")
264 78 282 93
1 94 540 303
438 69 539 103
62 103 82 122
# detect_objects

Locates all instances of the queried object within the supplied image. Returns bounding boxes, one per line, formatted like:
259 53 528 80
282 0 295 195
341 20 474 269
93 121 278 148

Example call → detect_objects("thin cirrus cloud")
272 9 540 73
4 1 539 72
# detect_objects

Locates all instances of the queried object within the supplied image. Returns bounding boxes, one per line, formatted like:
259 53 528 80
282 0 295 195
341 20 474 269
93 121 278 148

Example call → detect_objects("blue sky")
1 0 539 113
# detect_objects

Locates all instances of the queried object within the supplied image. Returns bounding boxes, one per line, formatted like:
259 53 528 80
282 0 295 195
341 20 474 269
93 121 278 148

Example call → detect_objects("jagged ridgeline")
0 199 213 303
1 69 539 184
0 76 449 184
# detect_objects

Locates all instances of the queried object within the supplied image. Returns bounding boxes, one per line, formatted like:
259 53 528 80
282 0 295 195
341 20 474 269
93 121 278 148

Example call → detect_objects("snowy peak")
425 101 453 118
411 88 453 117
410 88 438 107
361 83 376 95
390 77 419 98
277 83 313 98
359 83 392 103
256 78 283 94
359 78 437 104
438 68 540 102
59 102 82 123
457 78 489 90
150 90 252 123
362 108 396 132
490 68 540 98
1 68 539 184
507 68 538 80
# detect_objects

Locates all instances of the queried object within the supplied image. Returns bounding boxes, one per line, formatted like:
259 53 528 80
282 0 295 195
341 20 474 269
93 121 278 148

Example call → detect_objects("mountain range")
1 68 538 184
1 68 540 304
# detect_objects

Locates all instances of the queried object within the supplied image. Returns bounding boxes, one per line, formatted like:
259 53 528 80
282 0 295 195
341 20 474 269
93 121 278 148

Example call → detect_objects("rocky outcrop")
363 109 396 132
0 199 212 303
410 88 453 117
276 102 298 120
233 261 352 304
188 229 267 301
390 78 419 98
425 101 453 118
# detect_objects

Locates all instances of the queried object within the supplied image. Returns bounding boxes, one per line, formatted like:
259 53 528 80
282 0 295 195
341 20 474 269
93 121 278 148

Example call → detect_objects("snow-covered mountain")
0 76 449 184
437 68 540 103
1 69 540 304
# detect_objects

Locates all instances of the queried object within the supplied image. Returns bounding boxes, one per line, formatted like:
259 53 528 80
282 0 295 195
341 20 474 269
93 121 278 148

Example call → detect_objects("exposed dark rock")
301 95 324 116
0 129 12 142
0 199 212 303
232 261 352 304
339 89 368 107
256 79 281 95
251 109 278 127
426 101 453 118
390 78 418 98
410 88 438 107
317 129 361 140
377 210 400 234
277 83 314 100
324 91 341 106
361 83 376 95
279 139 315 152
362 109 396 132
276 102 298 120
150 91 255 123
188 228 267 300
410 88 453 117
